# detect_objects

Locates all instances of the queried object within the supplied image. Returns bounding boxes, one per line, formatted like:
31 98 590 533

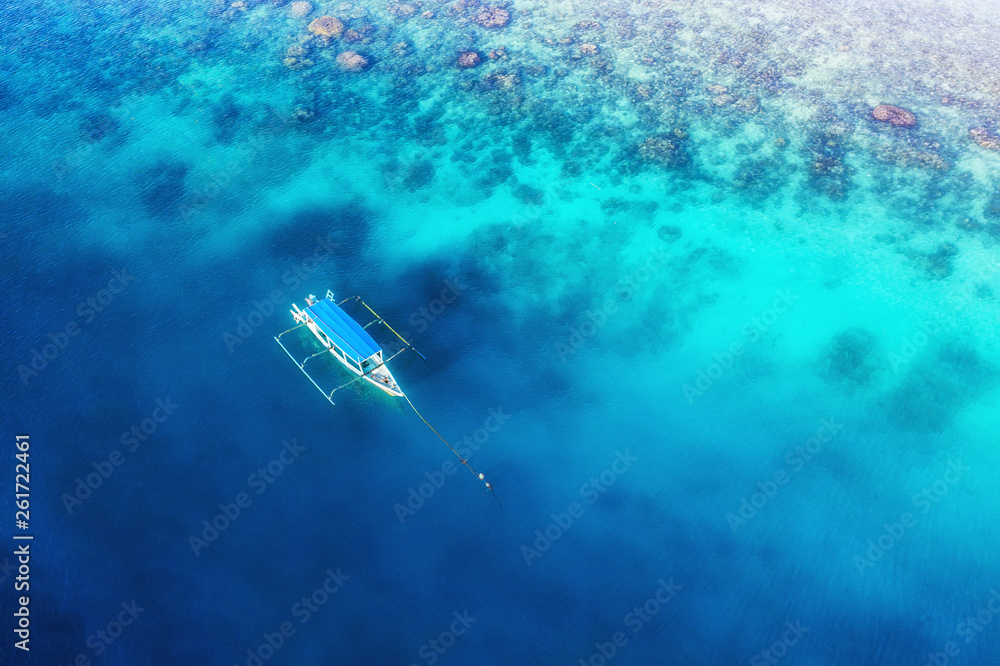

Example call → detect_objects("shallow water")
2 0 999 663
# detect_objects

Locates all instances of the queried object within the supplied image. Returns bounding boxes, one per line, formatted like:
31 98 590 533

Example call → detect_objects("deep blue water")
2 0 1000 664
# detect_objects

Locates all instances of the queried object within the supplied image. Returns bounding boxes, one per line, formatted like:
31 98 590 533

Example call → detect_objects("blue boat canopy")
305 298 382 364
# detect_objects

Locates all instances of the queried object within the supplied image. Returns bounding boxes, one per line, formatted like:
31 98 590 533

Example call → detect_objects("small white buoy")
478 473 485 480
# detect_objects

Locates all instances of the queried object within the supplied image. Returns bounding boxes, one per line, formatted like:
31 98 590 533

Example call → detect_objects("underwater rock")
336 50 368 71
580 43 598 55
308 16 344 37
712 94 735 106
735 96 759 113
706 84 728 95
473 7 510 28
457 51 481 68
969 127 1000 150
487 46 507 59
871 104 917 127
288 1 312 17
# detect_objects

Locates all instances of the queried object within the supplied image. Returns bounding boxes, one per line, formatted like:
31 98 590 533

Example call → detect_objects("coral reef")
336 51 369 72
823 328 881 385
871 104 917 127
804 122 854 200
457 51 481 69
733 156 788 203
308 16 344 38
80 114 120 142
922 242 958 279
473 7 510 29
138 160 189 218
389 3 417 18
637 133 690 169
657 225 683 243
288 1 311 18
969 127 1000 150
291 107 314 122
283 45 313 69
985 191 1000 219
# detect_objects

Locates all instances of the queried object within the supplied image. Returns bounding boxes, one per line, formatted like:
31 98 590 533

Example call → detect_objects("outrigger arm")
337 295 428 361
325 344 412 399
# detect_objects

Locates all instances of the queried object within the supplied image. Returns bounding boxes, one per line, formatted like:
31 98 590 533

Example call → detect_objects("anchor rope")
402 393 500 503
304 294 494 501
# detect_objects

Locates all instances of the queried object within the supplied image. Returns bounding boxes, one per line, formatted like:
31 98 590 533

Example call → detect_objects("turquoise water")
2 0 1000 663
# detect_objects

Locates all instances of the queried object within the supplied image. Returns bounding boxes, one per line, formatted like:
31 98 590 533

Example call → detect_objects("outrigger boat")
274 290 498 499
274 290 424 405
